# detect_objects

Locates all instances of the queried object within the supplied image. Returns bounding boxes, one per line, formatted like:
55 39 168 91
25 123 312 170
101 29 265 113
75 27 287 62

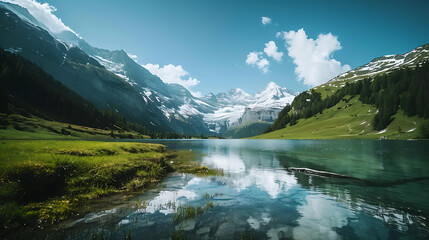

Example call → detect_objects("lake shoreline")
0 139 221 239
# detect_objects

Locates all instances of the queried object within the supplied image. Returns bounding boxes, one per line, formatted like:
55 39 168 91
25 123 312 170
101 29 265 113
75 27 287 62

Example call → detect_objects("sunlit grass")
0 139 216 235
252 96 425 139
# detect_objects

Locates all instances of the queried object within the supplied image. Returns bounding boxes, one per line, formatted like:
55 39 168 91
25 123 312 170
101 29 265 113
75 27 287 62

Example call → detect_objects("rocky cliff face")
202 82 297 133
239 108 283 125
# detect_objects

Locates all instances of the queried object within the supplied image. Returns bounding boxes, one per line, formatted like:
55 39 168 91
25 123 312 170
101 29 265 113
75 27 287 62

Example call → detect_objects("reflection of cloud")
233 169 297 198
293 194 354 239
247 212 271 230
142 177 202 215
201 154 246 174
266 226 293 240
201 148 297 198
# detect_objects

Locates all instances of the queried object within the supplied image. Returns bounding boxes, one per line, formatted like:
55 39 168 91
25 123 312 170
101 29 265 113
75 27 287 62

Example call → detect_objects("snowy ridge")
0 1 295 135
93 55 138 85
331 44 429 83
249 82 296 109
200 82 297 133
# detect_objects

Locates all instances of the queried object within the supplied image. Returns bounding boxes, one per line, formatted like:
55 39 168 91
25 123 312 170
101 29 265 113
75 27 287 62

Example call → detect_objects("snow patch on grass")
376 129 387 134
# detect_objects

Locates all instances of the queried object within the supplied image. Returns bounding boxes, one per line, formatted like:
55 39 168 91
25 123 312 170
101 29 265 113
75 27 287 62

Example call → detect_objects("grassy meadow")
252 96 424 139
0 140 220 237
0 113 150 140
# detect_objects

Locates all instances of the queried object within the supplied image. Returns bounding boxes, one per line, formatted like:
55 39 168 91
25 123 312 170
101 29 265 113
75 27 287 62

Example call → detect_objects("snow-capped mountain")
201 82 297 133
0 5 175 132
0 2 213 134
249 82 296 109
331 44 429 83
0 2 297 135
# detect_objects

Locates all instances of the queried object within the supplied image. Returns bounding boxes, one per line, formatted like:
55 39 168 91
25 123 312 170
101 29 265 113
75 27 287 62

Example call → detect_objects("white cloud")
256 58 269 73
245 51 260 65
127 53 138 62
245 52 269 73
281 28 351 86
143 63 200 91
1 0 78 36
261 16 272 25
264 41 283 61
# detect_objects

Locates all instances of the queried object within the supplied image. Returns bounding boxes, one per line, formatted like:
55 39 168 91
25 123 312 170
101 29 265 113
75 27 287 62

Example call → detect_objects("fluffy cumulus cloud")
245 52 260 65
143 63 201 96
264 41 283 61
1 0 78 36
281 28 351 86
261 16 272 25
245 52 269 73
245 40 282 73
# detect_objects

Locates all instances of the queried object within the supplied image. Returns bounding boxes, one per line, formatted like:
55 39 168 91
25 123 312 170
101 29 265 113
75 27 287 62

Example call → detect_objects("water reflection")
201 154 245 173
294 194 355 240
200 148 297 198
49 140 429 239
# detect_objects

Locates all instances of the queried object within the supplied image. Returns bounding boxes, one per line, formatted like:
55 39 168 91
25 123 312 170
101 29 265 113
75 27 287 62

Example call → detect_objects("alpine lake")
43 139 429 239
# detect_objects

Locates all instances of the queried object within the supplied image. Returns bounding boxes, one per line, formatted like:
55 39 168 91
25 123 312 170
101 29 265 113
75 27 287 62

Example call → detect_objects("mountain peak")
331 43 429 83
265 81 280 90
227 88 250 97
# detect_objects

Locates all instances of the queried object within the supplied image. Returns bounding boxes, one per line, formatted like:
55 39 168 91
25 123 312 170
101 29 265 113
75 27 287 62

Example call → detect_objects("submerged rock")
176 219 196 231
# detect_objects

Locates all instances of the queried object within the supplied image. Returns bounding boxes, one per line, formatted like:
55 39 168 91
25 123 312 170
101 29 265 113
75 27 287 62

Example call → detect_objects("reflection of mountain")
275 141 429 233
38 139 429 239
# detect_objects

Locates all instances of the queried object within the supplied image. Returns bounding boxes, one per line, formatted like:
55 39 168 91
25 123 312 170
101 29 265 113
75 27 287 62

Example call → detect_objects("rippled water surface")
50 140 429 239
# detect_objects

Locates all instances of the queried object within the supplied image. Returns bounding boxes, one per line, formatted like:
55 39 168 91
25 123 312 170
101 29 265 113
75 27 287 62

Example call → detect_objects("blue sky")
18 0 429 95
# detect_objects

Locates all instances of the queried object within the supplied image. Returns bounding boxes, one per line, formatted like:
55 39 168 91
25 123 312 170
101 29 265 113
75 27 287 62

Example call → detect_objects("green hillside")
253 60 429 140
253 96 424 139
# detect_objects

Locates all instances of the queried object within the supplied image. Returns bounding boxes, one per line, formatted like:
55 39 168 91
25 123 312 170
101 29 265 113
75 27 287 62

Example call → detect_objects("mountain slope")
222 121 272 139
0 6 176 133
332 44 429 83
0 2 219 135
254 44 429 139
0 48 151 138
202 82 297 133
0 2 297 136
311 44 429 99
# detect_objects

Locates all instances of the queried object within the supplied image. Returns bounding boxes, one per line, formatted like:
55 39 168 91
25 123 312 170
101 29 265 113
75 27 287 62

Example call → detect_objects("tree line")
0 49 178 137
265 60 429 133
0 49 225 139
